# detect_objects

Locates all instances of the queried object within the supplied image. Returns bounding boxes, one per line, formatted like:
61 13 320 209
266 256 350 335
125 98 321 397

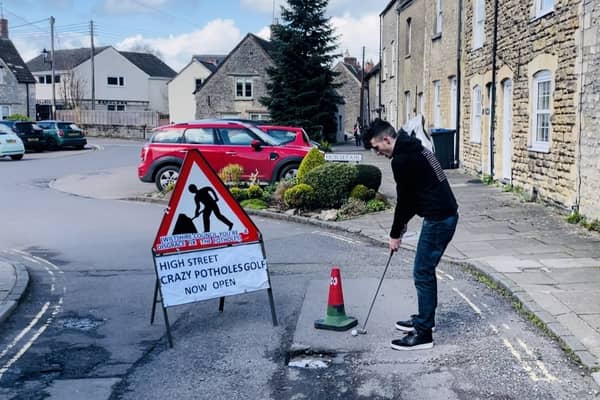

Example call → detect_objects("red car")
138 121 313 191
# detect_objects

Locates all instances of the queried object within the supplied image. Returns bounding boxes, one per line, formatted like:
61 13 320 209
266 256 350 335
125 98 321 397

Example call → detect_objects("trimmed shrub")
297 148 325 181
219 164 244 186
350 184 376 201
284 183 315 209
241 199 268 209
302 163 358 209
366 198 388 213
229 187 248 202
6 114 31 121
247 184 264 199
338 198 367 219
355 164 382 192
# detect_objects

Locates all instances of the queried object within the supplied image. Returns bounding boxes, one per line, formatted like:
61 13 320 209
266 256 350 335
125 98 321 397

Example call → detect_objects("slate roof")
27 46 109 72
343 62 362 81
0 37 36 83
27 46 176 78
120 51 176 78
192 54 226 72
364 62 380 80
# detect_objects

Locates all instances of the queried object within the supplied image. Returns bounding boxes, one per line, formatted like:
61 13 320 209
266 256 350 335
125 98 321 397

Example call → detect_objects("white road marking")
502 338 539 381
0 302 50 361
32 256 60 271
489 324 499 334
436 273 444 281
312 231 361 245
541 267 551 273
21 256 40 264
452 287 482 315
437 269 455 280
517 338 557 382
10 249 29 256
0 300 62 380
502 323 511 331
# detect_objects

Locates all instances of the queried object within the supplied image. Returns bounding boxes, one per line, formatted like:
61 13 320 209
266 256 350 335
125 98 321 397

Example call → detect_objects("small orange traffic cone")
314 267 358 331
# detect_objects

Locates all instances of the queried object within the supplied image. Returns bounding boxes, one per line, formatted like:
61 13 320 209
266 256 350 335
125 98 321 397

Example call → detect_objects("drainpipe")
26 83 31 119
454 0 463 168
489 0 499 179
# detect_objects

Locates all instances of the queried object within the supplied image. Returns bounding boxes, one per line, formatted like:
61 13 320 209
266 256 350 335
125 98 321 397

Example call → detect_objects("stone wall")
82 124 149 140
333 63 361 133
195 35 273 120
462 0 581 209
0 67 35 118
579 0 600 220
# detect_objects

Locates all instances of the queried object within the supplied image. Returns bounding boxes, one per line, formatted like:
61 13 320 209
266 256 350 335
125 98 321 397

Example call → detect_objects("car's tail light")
141 145 149 161
58 129 64 137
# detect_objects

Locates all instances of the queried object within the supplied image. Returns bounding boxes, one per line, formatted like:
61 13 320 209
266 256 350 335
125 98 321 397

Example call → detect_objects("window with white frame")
406 19 412 56
473 0 485 49
417 92 424 115
450 76 457 127
235 78 253 99
390 41 396 77
405 91 411 122
535 0 554 16
471 85 482 143
531 70 552 151
382 47 388 79
433 80 441 127
435 0 443 35
0 66 5 84
107 76 125 86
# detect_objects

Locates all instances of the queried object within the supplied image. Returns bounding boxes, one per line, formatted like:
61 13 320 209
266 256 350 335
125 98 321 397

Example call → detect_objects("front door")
502 79 513 182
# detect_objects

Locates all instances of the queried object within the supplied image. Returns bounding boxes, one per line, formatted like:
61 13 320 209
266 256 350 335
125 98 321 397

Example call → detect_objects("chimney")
344 56 358 67
0 19 8 39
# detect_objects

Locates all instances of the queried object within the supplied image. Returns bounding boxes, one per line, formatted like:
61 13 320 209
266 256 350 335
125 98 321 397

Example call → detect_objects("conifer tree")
261 0 342 142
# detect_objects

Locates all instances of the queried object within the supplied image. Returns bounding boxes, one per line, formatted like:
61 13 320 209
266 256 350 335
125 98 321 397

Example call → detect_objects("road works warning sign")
152 150 270 307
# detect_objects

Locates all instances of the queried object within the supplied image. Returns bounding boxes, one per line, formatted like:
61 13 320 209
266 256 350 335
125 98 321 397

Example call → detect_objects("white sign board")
324 153 362 163
155 242 269 307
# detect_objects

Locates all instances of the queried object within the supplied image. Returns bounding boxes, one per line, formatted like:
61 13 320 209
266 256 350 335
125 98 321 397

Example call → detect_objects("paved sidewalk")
47 143 600 373
0 261 30 324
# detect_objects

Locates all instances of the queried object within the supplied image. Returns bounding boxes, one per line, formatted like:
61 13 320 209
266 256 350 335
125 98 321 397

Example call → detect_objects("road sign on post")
150 150 277 347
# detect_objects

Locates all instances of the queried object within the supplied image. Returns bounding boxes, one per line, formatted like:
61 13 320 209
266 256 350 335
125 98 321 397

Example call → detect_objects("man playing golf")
363 118 458 350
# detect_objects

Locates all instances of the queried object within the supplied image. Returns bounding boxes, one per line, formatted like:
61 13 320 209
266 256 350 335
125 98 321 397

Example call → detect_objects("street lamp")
42 48 56 119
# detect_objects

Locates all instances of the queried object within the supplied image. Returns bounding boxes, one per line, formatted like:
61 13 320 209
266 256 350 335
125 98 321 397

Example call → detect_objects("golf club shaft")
361 249 394 331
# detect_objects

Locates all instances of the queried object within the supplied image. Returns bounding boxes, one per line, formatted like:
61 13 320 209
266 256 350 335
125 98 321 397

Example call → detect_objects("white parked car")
0 123 25 160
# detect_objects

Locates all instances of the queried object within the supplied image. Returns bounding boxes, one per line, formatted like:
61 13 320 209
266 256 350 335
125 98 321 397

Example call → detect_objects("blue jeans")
412 213 458 332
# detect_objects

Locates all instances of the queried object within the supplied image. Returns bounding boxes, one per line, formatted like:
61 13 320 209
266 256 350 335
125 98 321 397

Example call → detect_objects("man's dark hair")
362 118 397 149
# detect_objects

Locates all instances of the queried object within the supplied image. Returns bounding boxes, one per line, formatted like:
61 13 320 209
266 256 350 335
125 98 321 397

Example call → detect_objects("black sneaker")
395 315 435 333
391 330 433 351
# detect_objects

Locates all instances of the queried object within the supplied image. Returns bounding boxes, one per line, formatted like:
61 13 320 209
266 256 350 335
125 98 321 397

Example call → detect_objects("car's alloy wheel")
279 164 299 181
10 154 23 160
155 165 180 192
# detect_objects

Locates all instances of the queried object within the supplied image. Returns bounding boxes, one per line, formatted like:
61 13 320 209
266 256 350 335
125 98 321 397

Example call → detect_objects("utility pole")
489 0 499 179
90 20 95 110
359 46 365 128
50 16 55 119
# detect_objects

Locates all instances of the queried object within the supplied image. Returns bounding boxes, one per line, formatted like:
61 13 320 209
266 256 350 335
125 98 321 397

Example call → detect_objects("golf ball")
351 329 358 336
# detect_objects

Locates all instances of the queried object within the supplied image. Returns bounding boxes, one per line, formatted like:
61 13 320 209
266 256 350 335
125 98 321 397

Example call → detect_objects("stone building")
333 54 363 135
194 34 273 121
462 0 582 210
422 0 460 131
380 1 401 128
579 0 600 220
365 62 381 123
0 18 36 119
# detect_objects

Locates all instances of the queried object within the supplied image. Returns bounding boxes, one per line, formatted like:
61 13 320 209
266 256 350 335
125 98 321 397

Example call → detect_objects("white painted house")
168 54 224 123
27 46 175 119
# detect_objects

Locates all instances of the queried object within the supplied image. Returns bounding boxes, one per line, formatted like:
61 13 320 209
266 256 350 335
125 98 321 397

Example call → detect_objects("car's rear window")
151 129 182 143
58 122 80 130
15 122 39 134
265 129 296 145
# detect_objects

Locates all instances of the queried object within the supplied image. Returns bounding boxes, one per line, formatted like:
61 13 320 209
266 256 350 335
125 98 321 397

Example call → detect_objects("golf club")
353 249 395 335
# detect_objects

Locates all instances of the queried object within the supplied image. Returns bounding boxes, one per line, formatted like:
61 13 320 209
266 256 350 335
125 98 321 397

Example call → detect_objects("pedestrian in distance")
188 184 234 233
363 118 459 351
353 121 362 147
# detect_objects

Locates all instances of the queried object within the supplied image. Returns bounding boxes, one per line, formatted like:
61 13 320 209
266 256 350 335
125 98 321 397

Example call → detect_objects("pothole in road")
286 346 346 369
60 316 104 332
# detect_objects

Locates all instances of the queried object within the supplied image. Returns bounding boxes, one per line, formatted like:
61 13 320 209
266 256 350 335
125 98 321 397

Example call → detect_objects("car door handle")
225 151 237 155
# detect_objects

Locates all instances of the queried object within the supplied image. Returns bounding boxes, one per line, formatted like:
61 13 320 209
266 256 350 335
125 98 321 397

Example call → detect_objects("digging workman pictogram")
189 184 234 232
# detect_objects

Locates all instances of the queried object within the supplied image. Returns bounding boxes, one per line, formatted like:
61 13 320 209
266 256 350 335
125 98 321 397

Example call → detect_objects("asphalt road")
0 140 597 399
